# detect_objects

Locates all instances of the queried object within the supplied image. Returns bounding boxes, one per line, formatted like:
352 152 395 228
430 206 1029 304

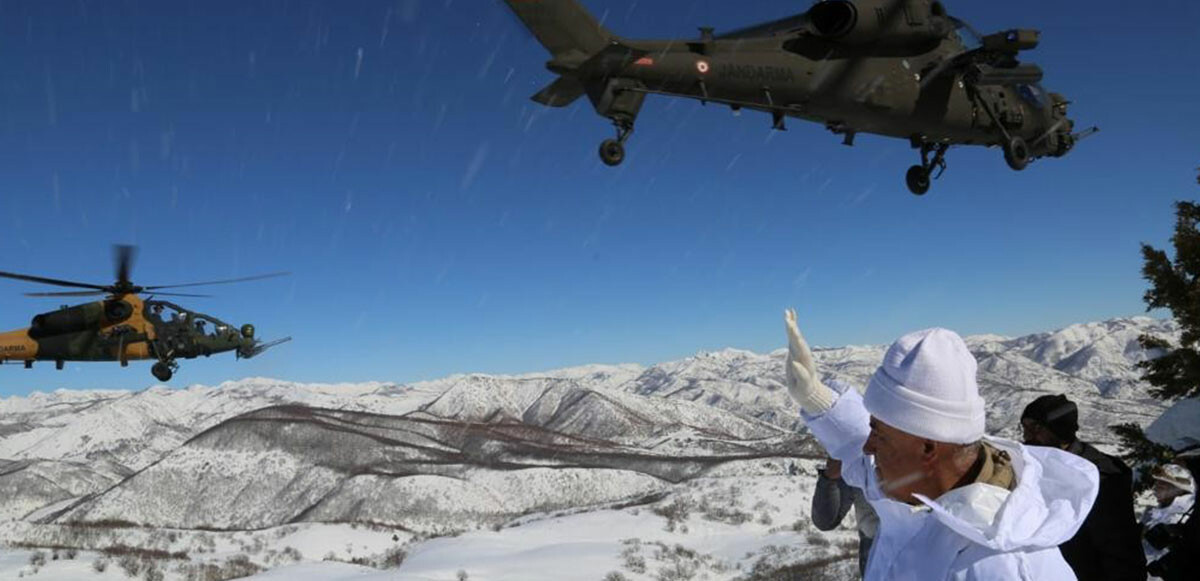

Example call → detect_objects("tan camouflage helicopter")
0 245 290 382
505 0 1098 195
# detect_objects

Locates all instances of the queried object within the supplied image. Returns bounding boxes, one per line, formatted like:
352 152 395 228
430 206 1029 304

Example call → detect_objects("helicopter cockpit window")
195 320 220 339
184 312 236 338
951 17 982 51
147 302 189 325
1018 83 1050 109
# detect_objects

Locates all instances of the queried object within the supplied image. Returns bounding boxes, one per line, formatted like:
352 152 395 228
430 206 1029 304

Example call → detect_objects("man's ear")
921 440 939 465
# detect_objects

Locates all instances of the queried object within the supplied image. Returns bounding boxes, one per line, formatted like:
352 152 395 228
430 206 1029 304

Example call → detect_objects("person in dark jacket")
811 457 878 577
1145 447 1200 581
1021 394 1147 581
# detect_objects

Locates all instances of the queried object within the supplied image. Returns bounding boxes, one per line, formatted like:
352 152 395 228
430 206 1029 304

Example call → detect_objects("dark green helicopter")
504 0 1096 195
0 246 290 382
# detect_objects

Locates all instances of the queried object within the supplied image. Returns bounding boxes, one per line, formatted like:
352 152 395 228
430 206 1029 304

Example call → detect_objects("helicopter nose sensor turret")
1037 92 1097 159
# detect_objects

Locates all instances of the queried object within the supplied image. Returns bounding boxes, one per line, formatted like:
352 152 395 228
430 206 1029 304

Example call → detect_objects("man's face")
1021 418 1056 447
1152 480 1184 506
862 416 929 503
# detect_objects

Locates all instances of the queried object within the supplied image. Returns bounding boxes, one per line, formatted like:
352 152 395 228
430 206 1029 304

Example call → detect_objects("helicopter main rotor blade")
150 291 214 298
145 271 290 290
114 245 137 286
24 290 109 298
0 270 108 291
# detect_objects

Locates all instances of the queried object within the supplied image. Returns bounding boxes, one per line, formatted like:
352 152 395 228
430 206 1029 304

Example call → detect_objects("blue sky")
0 0 1197 395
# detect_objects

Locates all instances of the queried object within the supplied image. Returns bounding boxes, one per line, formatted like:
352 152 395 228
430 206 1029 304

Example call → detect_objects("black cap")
1022 394 1079 442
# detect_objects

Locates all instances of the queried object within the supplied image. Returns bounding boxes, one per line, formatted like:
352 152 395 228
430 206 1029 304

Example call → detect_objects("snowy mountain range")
0 317 1185 580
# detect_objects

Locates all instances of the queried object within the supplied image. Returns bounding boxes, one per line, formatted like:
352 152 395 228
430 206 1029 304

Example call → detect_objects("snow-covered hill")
0 316 1182 580
53 399 806 532
0 380 432 471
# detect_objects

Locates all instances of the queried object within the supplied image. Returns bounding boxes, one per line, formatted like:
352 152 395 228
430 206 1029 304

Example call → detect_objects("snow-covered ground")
383 461 855 581
0 317 1183 580
0 548 133 580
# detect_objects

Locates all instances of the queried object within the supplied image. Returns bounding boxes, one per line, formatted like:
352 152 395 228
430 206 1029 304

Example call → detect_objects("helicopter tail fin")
503 0 612 64
532 75 586 107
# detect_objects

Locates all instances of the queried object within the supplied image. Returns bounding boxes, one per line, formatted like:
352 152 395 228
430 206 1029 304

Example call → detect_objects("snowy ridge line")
42 398 812 532
0 317 1176 496
0 316 1183 581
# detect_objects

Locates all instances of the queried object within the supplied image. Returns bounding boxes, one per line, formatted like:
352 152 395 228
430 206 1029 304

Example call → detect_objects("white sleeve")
802 381 873 490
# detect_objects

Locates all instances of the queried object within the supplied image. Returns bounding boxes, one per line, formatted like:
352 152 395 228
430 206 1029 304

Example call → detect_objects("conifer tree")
1113 170 1200 478
1137 199 1200 401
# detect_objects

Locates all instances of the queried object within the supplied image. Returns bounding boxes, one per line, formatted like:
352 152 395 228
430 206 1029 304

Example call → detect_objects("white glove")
784 309 835 414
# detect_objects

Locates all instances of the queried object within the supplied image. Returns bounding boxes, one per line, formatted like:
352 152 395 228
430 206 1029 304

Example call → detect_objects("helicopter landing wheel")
906 166 931 196
599 139 625 167
600 117 634 167
1004 136 1031 171
152 361 174 382
906 142 948 196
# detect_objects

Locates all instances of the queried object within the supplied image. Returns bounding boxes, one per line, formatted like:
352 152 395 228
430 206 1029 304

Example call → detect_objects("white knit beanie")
1152 464 1196 494
863 328 986 444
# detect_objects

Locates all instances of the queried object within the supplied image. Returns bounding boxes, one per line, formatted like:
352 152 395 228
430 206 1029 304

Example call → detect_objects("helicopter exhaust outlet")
241 324 255 339
807 0 949 48
810 1 857 38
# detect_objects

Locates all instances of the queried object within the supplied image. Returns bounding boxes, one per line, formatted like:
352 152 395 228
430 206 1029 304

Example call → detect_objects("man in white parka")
783 310 1100 580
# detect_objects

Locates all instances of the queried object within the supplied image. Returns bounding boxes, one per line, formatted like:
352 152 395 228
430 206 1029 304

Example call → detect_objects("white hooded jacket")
1142 493 1194 564
804 383 1100 581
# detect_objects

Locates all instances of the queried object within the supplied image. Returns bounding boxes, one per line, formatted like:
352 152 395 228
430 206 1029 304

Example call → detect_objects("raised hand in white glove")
784 309 835 415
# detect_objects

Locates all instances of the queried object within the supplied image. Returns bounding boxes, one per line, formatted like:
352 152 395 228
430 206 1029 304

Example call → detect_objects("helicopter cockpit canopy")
145 300 236 339
950 17 983 50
